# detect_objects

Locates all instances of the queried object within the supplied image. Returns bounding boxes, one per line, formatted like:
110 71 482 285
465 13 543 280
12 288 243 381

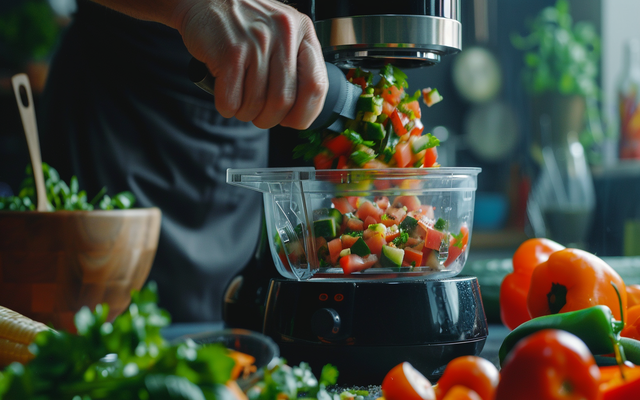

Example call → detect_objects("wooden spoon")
12 73 48 211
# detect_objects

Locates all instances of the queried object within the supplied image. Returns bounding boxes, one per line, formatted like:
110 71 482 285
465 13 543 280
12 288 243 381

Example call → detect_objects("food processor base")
262 275 488 385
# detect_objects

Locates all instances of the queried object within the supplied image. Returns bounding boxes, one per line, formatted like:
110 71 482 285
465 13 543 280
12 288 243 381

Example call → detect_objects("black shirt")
39 0 269 322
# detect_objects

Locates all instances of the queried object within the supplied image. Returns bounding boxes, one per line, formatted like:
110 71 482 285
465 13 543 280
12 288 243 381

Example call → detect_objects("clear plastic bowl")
227 167 480 281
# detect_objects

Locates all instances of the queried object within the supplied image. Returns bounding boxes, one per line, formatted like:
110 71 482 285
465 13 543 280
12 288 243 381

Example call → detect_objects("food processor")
221 0 488 386
226 167 486 385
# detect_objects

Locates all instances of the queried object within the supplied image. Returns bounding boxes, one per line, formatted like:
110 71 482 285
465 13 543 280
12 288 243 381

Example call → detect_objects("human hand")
173 0 328 130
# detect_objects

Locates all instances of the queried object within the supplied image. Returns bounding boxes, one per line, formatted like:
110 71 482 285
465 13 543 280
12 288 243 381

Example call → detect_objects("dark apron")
39 1 269 322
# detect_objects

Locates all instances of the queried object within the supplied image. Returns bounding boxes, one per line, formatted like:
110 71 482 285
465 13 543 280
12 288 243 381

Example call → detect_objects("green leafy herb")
510 0 600 97
379 64 409 89
434 218 448 231
452 230 465 248
342 130 375 148
293 130 325 161
0 163 136 211
392 231 409 247
342 230 364 238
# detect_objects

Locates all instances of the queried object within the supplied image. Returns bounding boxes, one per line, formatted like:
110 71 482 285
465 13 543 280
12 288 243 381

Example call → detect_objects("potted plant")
511 0 602 157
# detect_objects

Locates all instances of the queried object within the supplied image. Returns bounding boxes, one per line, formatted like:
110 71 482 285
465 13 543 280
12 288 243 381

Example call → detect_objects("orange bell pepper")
626 284 640 308
495 329 601 400
599 363 640 399
527 248 627 323
621 304 640 340
499 238 565 330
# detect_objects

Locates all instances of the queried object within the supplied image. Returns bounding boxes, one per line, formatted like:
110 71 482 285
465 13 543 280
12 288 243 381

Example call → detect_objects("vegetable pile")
276 195 469 275
0 283 344 400
0 163 135 211
294 65 443 170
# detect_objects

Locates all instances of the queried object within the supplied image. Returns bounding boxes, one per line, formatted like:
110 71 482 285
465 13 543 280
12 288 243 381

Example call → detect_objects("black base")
262 275 488 385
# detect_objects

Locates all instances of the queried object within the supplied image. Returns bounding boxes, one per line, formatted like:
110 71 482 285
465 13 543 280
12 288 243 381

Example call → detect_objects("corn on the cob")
0 306 50 367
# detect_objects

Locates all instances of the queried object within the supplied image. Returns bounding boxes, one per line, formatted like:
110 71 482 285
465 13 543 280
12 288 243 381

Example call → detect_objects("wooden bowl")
0 208 161 332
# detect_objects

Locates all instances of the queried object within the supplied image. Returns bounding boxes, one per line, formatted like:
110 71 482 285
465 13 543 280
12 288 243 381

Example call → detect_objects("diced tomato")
324 134 353 156
409 119 424 136
422 146 438 167
332 197 356 214
336 155 348 169
381 218 397 228
364 215 377 230
385 206 407 224
458 225 470 247
403 247 423 267
375 196 390 210
392 196 422 212
444 243 466 267
381 85 404 106
347 196 360 209
382 100 395 116
422 224 447 251
313 153 335 170
394 142 412 168
385 229 400 243
373 180 392 190
340 254 378 274
341 234 360 248
352 76 367 90
346 69 355 81
356 201 383 223
347 217 364 232
404 100 422 119
422 248 435 267
327 238 342 265
278 251 292 272
365 234 386 257
390 109 408 136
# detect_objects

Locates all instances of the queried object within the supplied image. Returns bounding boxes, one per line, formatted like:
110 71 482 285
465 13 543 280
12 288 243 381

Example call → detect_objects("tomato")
495 329 601 400
336 155 348 169
404 100 422 119
385 229 401 243
331 197 355 214
365 234 385 257
313 153 335 170
327 238 342 265
435 356 499 400
382 100 396 116
422 147 438 167
499 238 565 331
444 225 469 267
340 254 378 274
409 118 424 136
352 76 367 90
381 85 404 106
381 362 435 400
385 205 407 223
390 109 408 136
418 222 446 251
375 196 390 210
356 201 383 223
341 234 359 249
403 247 423 267
391 196 422 212
346 217 364 232
364 215 377 230
394 142 412 168
324 134 353 156
441 386 482 400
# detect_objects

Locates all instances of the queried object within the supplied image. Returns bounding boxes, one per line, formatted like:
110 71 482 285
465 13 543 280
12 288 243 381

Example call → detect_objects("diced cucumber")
314 208 343 230
328 208 343 228
411 133 440 154
350 238 371 257
380 245 405 268
314 218 337 239
357 95 383 114
399 216 418 231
